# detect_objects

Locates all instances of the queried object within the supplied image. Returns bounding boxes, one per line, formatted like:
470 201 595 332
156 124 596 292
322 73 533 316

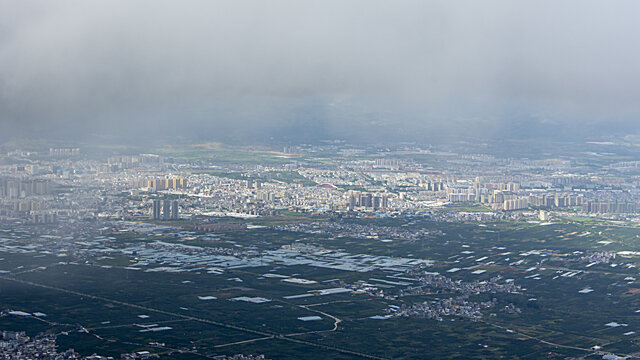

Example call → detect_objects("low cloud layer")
1 1 640 143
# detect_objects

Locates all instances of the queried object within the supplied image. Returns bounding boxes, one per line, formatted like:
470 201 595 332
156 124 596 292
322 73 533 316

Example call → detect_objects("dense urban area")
1 140 640 359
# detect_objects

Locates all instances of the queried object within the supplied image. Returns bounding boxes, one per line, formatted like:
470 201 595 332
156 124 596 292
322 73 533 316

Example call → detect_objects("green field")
2 217 640 358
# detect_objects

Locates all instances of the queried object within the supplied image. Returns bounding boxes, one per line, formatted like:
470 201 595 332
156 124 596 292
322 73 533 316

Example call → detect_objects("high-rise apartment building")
152 199 162 220
152 199 180 220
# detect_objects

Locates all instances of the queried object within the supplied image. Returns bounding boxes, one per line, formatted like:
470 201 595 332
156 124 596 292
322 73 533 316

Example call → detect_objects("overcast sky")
1 1 640 143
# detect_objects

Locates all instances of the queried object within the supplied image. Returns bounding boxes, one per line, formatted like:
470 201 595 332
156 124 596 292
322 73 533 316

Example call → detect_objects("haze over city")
2 2 640 360
2 1 640 143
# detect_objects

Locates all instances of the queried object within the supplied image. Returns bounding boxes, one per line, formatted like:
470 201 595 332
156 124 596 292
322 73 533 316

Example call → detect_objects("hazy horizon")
3 5 640 358
2 1 640 144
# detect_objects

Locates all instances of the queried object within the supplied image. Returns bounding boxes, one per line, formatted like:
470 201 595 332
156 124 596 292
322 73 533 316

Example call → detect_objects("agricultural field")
2 217 640 359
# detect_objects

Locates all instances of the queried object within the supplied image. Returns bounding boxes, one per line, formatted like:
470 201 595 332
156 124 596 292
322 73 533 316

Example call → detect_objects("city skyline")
2 1 640 359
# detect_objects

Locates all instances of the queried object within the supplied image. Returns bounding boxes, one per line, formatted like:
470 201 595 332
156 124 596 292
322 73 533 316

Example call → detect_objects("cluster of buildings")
144 177 188 191
388 295 498 321
374 158 403 169
9 142 640 359
401 267 522 296
49 147 80 157
0 327 261 360
214 354 266 360
275 222 440 241
151 199 179 220
444 180 588 211
0 178 50 199
0 329 108 359
582 200 639 214
0 178 56 224
347 191 388 210
2 141 640 229
578 251 616 265
444 181 631 212
106 154 162 171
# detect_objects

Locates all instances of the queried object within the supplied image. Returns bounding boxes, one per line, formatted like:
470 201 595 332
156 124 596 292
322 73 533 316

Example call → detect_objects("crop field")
2 217 640 358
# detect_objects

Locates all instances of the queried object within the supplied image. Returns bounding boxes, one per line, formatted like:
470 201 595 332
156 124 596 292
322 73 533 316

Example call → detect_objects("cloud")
1 0 640 142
